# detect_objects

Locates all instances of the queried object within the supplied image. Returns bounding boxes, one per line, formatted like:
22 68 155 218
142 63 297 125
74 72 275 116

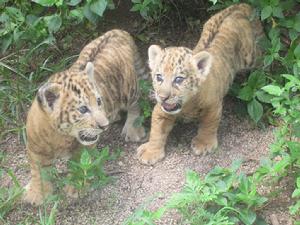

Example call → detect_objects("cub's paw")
64 185 79 199
137 142 165 165
191 136 218 156
23 181 53 206
122 124 146 142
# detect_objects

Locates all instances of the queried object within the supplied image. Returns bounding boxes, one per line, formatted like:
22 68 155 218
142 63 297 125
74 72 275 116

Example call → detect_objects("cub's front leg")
137 104 176 165
191 104 222 155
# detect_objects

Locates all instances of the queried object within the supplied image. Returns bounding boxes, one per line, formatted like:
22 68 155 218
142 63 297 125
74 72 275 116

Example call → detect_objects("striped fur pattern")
24 29 146 205
137 3 263 165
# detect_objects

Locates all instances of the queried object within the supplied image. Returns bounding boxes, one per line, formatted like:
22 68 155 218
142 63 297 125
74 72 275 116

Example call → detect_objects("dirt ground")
0 1 295 224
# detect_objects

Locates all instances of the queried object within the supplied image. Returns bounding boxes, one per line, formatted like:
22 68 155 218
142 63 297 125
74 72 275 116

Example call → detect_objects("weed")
38 200 59 225
0 168 24 222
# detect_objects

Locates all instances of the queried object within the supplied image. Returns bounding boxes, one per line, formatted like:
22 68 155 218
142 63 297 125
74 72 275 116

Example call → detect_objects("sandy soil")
3 98 294 225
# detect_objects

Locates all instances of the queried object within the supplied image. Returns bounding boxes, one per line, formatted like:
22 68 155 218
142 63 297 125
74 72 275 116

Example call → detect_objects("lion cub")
137 4 263 165
24 29 146 205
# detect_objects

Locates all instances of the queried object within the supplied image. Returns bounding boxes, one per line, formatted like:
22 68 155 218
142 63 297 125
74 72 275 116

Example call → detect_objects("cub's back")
72 29 144 114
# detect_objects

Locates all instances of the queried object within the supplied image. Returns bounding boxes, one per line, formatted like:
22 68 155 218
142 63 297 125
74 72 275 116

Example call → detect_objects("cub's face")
148 45 212 114
37 62 109 146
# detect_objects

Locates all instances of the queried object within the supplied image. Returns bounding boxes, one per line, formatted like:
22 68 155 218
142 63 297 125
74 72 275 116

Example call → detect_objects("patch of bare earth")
0 1 295 224
2 98 293 224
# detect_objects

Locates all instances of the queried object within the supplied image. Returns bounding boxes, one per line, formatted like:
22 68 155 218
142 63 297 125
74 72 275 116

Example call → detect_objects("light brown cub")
24 29 146 205
137 3 264 165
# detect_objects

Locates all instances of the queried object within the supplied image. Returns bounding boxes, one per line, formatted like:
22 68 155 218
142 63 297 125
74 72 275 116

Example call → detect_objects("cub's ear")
37 82 61 112
192 51 212 78
148 45 162 70
85 61 96 86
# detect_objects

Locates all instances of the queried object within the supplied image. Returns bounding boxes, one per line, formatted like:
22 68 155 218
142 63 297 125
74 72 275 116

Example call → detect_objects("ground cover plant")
0 0 299 224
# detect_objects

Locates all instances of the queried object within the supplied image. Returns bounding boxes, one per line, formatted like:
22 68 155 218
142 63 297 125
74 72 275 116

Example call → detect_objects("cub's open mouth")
78 131 98 143
161 102 181 113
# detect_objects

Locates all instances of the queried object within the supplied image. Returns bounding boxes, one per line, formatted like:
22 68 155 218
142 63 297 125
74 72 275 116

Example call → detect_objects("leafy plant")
125 161 269 225
41 146 119 198
0 0 115 53
65 146 116 194
131 0 169 22
135 79 153 127
236 70 271 123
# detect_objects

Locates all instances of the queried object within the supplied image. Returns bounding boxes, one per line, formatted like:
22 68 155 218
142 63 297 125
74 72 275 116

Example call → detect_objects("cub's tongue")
162 103 177 111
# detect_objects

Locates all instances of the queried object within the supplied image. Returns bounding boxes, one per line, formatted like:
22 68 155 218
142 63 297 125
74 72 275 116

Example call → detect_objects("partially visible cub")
24 29 146 205
137 3 264 165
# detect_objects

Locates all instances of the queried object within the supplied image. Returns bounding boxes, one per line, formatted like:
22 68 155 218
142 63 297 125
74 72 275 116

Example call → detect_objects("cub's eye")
78 106 90 114
156 74 163 82
174 76 185 85
97 97 101 106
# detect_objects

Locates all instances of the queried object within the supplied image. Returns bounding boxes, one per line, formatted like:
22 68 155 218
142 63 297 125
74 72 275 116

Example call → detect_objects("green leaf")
292 122 300 137
273 157 290 173
290 201 300 215
247 71 266 89
67 0 81 6
239 208 257 225
44 14 62 33
238 86 254 101
247 99 263 123
287 141 300 159
80 150 91 169
83 3 98 24
239 174 249 194
272 6 284 18
292 189 300 198
263 55 273 67
255 216 268 225
70 8 84 22
261 6 272 20
32 0 56 6
262 85 283 96
90 0 107 17
256 90 273 103
294 44 300 59
1 35 12 53
215 196 228 206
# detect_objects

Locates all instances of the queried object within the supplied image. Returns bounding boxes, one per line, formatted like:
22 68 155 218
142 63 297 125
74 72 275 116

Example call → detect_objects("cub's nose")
97 123 109 130
159 95 169 102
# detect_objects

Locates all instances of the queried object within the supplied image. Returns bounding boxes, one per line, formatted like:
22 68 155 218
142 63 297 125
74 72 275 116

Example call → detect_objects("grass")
0 153 24 222
0 44 80 143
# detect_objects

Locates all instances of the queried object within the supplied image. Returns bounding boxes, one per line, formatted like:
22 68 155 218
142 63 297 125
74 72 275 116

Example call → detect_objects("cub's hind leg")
122 103 146 142
23 151 53 205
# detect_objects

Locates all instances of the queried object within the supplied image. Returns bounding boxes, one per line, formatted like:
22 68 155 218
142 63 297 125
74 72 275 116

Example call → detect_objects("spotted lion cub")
24 29 146 205
137 4 263 165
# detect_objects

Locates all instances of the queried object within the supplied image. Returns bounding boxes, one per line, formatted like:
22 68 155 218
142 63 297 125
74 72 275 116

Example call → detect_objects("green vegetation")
0 146 117 223
65 147 113 193
125 161 268 225
0 153 24 222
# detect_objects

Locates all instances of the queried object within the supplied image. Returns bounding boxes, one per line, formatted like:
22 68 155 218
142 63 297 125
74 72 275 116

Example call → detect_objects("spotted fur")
137 3 264 165
24 29 146 205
